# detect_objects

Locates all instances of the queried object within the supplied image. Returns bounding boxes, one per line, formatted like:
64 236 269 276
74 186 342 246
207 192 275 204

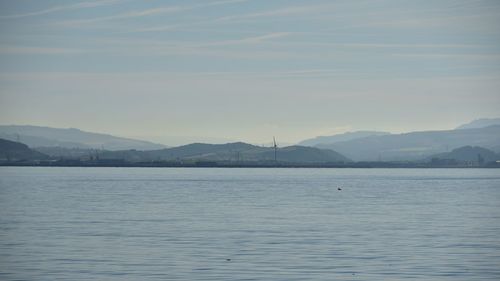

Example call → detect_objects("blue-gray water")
1 167 500 280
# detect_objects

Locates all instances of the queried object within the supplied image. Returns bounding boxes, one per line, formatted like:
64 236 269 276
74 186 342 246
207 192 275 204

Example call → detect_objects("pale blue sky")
0 0 499 145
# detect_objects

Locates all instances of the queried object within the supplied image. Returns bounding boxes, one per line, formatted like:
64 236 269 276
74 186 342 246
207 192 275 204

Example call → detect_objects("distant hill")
316 125 500 161
99 142 350 163
0 125 166 151
456 118 500 130
0 138 48 161
34 146 98 159
250 145 350 163
429 146 499 163
148 142 257 160
298 131 390 146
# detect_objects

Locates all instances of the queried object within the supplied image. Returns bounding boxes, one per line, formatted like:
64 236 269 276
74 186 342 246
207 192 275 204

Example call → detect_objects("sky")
0 0 499 146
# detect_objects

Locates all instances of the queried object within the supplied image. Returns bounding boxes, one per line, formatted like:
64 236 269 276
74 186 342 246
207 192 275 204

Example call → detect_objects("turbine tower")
273 136 277 162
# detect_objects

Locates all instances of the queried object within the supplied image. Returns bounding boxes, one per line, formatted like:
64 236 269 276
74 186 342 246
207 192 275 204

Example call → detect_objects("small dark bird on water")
338 187 342 191
226 259 231 261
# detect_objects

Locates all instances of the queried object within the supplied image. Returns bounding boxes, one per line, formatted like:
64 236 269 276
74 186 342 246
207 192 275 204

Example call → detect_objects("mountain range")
298 131 391 147
1 118 499 163
456 118 500 130
97 142 351 163
314 125 500 161
295 118 500 161
0 125 166 151
2 139 351 164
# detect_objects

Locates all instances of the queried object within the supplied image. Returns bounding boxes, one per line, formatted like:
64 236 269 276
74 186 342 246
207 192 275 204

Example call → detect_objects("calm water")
1 167 500 280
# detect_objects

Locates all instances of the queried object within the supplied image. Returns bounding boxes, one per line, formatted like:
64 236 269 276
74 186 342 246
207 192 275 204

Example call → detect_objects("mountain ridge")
0 138 48 161
429 146 499 163
316 125 500 161
0 125 167 151
456 118 500 130
98 142 351 163
298 131 391 147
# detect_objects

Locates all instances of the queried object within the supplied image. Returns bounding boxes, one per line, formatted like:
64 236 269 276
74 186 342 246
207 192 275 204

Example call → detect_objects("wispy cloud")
0 45 85 55
350 11 500 30
0 0 121 19
214 4 329 22
54 6 184 26
263 41 485 49
127 24 184 33
82 33 296 59
393 53 500 60
128 3 331 33
51 0 247 27
199 32 292 46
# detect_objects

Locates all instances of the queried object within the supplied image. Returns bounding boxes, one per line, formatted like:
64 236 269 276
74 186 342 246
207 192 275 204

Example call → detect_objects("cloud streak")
51 0 247 27
214 4 330 22
198 32 292 46
128 3 333 34
0 0 121 19
0 45 85 55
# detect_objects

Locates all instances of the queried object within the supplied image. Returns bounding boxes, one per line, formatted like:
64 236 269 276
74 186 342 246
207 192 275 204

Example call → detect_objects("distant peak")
298 130 391 147
456 118 500 130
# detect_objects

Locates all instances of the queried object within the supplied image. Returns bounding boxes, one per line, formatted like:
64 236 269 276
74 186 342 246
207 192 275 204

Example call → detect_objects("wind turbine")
273 136 278 162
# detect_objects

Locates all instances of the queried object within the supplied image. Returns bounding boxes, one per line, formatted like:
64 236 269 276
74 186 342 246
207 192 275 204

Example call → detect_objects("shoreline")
1 162 499 169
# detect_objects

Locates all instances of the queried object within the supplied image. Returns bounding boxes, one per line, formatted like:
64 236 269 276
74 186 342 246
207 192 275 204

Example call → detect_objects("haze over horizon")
1 0 499 145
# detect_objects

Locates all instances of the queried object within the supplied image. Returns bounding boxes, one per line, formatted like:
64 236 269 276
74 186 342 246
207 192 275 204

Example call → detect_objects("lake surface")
1 167 499 280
